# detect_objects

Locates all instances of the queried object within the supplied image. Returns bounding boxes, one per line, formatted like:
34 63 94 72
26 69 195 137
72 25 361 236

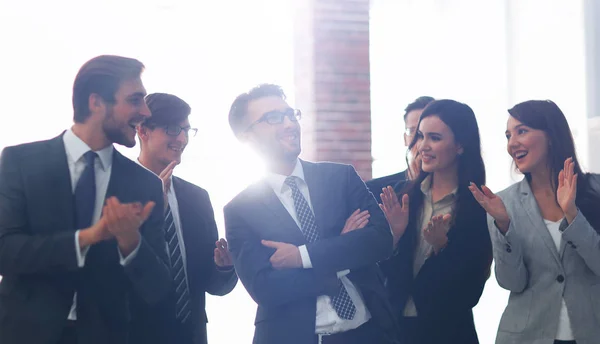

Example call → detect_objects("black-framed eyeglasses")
246 108 301 131
161 125 198 137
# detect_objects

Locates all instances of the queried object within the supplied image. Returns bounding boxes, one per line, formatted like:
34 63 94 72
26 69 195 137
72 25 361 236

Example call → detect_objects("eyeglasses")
246 108 301 131
161 125 198 137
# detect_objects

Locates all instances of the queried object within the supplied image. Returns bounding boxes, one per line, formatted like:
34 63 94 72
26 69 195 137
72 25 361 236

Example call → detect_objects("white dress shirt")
265 159 370 334
404 175 457 317
63 128 139 320
544 218 575 341
136 160 190 288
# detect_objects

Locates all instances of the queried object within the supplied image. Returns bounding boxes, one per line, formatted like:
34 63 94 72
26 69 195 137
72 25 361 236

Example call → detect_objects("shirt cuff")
337 269 350 278
119 239 141 266
298 245 313 269
75 230 90 268
216 265 235 272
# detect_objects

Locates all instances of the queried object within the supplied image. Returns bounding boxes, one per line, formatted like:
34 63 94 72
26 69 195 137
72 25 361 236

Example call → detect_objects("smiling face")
416 115 463 174
139 118 191 168
242 96 301 164
505 115 550 174
101 78 150 148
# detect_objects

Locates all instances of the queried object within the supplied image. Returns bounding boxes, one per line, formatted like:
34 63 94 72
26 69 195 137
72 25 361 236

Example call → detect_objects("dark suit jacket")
0 134 171 344
224 160 399 344
366 170 407 203
379 193 492 344
130 176 238 344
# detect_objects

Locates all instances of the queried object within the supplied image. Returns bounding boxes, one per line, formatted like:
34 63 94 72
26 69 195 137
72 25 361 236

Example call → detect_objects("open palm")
557 157 578 216
380 186 409 243
469 183 510 231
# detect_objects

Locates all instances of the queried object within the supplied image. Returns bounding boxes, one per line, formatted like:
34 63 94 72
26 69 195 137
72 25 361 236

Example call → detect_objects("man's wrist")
116 231 141 256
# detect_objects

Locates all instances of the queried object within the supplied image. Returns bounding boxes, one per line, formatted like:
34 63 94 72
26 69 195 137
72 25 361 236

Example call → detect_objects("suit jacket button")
505 245 512 253
556 275 565 283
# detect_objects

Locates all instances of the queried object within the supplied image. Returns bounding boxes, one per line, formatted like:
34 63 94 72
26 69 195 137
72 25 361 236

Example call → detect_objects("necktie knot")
83 151 98 167
284 176 298 190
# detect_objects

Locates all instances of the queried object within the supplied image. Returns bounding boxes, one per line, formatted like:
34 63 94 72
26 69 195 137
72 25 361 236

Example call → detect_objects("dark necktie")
284 176 356 320
164 204 191 323
74 151 97 229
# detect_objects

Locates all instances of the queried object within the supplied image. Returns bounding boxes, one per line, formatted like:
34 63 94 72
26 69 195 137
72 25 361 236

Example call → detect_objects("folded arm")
225 205 336 307
305 165 393 274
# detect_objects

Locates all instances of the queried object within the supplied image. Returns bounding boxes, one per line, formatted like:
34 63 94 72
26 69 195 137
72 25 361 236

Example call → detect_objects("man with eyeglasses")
131 93 237 344
367 96 434 203
224 84 400 344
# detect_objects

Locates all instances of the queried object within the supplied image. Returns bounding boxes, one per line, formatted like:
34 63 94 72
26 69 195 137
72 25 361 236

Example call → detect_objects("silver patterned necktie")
284 176 356 320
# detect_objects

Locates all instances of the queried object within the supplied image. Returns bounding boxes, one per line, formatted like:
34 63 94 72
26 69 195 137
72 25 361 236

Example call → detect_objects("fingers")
558 169 565 188
481 185 496 198
572 173 578 189
385 187 399 205
401 194 409 211
139 201 156 222
442 213 452 225
214 247 223 263
345 209 361 225
159 161 177 179
468 183 485 203
216 238 228 250
356 215 370 229
261 240 282 249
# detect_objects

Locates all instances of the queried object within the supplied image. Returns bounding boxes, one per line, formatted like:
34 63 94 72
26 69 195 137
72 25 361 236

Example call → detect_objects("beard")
103 106 136 148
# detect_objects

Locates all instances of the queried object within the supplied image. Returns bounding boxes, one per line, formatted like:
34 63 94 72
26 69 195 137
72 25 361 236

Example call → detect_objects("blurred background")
1 0 599 342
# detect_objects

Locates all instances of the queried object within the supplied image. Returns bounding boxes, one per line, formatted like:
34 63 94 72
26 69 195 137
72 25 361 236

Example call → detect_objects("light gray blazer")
490 175 600 344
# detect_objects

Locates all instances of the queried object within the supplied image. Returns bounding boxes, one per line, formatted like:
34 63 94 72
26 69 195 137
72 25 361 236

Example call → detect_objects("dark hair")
404 96 435 121
403 100 486 242
72 55 145 123
143 93 191 127
228 84 286 136
508 99 600 233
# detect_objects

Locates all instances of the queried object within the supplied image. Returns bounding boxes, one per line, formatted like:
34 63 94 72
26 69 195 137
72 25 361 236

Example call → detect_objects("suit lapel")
518 181 562 265
255 181 306 245
300 160 330 238
45 133 75 230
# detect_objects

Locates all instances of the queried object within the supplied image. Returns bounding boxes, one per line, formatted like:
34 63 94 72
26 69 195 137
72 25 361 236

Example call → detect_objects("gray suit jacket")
490 176 600 344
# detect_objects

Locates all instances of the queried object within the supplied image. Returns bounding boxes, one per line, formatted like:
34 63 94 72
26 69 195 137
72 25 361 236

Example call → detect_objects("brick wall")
294 0 373 180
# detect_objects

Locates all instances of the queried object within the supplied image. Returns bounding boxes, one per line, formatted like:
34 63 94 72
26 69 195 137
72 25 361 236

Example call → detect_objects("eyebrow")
128 92 146 99
420 130 442 136
505 124 526 134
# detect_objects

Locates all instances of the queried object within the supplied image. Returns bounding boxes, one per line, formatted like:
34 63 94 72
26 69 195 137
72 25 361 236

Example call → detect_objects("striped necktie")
164 204 191 323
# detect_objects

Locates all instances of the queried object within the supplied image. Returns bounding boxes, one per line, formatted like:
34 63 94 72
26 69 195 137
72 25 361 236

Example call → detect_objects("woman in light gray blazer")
469 100 600 344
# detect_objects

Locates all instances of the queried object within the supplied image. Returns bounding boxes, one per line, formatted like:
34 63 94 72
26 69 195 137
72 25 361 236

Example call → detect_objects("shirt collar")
420 174 458 201
265 159 305 194
63 128 113 171
135 158 174 193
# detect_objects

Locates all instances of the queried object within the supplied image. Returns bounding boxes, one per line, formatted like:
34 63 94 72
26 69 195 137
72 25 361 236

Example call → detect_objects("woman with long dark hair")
470 100 600 344
376 99 492 343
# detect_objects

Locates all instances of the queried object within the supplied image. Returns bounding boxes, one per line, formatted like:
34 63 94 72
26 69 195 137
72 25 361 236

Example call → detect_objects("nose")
507 134 519 151
140 101 151 118
175 130 189 145
282 115 299 130
418 138 429 152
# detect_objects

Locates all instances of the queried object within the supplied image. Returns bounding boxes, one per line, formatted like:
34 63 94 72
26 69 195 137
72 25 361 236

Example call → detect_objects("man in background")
131 92 237 344
367 96 434 202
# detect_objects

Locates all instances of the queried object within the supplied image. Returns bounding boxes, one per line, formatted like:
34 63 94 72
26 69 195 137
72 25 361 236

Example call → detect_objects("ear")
404 133 409 147
88 93 106 115
137 125 150 142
